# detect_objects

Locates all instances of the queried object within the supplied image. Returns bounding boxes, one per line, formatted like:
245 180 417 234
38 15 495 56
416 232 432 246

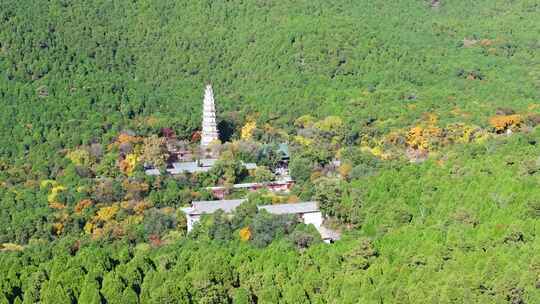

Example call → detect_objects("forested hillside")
1 0 539 303
1 0 538 155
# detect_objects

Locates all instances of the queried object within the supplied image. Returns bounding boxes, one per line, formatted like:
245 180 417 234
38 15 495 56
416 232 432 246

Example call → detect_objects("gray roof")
258 202 319 215
207 182 259 190
145 163 212 175
200 158 218 167
169 161 212 174
145 168 161 176
146 159 256 176
207 179 292 190
183 200 319 216
243 163 258 170
187 199 247 215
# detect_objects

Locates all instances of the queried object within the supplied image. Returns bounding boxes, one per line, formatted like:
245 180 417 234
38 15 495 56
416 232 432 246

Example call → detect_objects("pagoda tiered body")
200 84 219 148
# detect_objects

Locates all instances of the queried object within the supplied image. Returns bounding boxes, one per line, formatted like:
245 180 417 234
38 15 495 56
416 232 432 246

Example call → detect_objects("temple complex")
200 84 219 148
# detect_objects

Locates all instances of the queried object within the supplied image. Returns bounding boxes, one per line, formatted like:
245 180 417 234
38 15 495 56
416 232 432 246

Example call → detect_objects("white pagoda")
200 84 219 148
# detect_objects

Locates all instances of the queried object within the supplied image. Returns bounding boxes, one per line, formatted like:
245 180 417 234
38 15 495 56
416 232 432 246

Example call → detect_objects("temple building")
180 200 340 243
145 159 257 176
207 179 294 199
181 199 246 232
200 84 219 148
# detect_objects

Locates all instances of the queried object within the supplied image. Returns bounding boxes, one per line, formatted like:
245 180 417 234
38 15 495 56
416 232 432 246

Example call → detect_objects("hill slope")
1 0 538 157
0 1 539 303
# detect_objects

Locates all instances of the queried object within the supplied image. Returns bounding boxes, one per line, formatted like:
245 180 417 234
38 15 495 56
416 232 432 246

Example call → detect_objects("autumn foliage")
406 126 442 151
116 133 141 145
119 153 138 175
489 114 522 133
241 120 257 140
74 199 94 214
239 227 252 241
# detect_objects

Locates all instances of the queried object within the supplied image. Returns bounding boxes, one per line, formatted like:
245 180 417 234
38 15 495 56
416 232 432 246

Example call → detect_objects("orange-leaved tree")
239 227 251 241
489 114 522 133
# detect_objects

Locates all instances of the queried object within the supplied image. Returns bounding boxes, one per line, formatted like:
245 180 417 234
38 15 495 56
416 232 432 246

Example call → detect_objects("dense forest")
1 0 539 303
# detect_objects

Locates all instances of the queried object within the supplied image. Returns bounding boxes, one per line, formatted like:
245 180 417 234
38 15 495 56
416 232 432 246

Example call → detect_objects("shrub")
289 224 322 249
525 113 540 127
250 211 297 248
289 157 312 183
143 209 177 240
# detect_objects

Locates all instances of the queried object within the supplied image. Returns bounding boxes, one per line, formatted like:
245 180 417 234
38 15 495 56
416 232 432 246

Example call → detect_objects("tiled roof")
145 163 212 175
146 159 256 175
207 179 293 190
187 199 247 215
278 143 290 158
258 202 319 215
169 161 212 174
184 200 319 216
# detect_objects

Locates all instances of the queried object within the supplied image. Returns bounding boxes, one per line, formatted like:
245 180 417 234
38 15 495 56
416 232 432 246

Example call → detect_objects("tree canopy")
0 0 539 303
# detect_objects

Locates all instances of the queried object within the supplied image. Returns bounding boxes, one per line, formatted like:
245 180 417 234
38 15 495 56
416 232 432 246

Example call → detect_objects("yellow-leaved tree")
294 114 315 128
95 205 120 222
241 120 257 140
48 184 67 205
338 162 353 179
67 148 92 167
119 153 138 176
239 227 251 241
139 135 169 168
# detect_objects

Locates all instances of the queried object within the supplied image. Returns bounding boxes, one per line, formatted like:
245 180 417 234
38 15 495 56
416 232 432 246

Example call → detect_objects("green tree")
289 224 322 249
289 157 312 183
40 282 72 304
251 166 274 183
251 211 297 248
232 288 251 304
100 272 125 304
78 279 101 304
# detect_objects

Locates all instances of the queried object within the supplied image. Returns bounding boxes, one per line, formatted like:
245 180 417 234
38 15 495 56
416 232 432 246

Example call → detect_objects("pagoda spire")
200 84 219 148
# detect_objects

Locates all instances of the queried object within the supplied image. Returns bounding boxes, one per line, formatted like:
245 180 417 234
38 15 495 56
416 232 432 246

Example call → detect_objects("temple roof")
183 199 247 215
278 143 290 159
182 200 319 216
145 159 256 176
206 179 292 190
258 202 319 215
145 161 214 175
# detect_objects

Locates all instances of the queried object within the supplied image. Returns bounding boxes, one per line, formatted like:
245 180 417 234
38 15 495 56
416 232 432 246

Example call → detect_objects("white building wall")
186 215 201 232
302 211 323 228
